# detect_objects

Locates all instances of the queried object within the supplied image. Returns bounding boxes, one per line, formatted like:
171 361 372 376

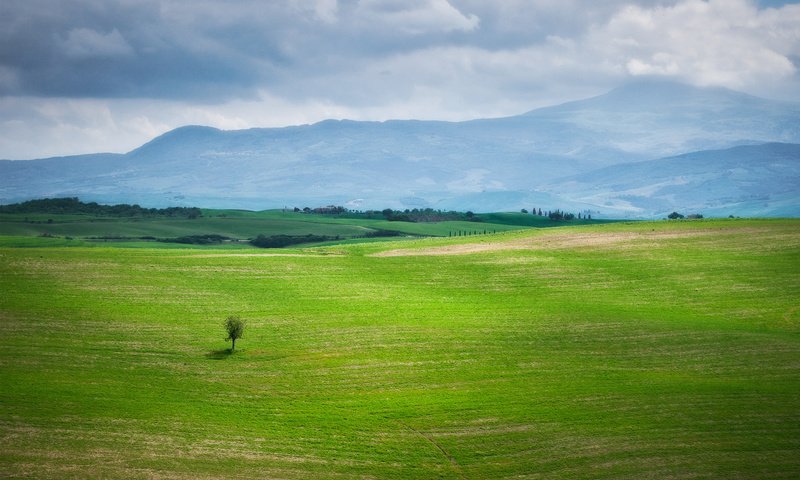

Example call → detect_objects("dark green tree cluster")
0 197 202 218
358 229 404 238
312 205 347 214
251 230 404 248
528 207 591 221
295 205 347 214
250 234 336 248
548 209 576 221
668 212 703 219
375 208 480 223
160 234 230 245
294 206 482 223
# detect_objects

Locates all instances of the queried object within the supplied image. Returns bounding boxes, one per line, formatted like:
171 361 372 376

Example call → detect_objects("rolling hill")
2 219 799 478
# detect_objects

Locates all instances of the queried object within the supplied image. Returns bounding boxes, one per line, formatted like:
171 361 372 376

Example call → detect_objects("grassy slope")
1 219 799 478
0 210 534 244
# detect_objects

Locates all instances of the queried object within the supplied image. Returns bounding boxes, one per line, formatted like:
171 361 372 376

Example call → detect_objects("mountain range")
1 79 799 217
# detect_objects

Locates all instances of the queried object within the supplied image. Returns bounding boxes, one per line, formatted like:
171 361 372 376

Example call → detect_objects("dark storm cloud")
0 0 677 102
1 0 799 159
4 0 795 104
0 0 292 100
0 1 387 99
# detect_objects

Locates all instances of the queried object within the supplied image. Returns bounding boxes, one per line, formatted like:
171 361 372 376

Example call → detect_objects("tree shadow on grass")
205 349 234 360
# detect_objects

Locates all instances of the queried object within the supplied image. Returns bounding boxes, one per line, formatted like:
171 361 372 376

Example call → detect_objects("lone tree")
224 316 246 352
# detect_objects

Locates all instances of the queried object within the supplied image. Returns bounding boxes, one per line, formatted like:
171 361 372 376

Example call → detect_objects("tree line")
250 229 405 248
667 211 704 219
524 207 592 221
250 234 336 248
0 197 202 218
292 205 480 223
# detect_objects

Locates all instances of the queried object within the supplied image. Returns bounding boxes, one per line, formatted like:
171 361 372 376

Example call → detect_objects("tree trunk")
231 338 235 352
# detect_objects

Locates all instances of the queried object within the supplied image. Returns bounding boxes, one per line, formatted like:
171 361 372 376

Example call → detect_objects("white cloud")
589 0 799 89
355 0 479 34
302 0 339 24
626 55 680 76
280 0 800 118
0 97 162 159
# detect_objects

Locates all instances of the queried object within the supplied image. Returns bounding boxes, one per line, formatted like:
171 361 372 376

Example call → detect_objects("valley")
0 199 610 249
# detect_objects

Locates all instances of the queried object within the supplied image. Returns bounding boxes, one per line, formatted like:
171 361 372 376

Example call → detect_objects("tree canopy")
224 316 246 352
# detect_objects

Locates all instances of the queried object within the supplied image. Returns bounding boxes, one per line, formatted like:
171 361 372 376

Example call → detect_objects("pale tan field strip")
371 226 780 257
179 253 336 258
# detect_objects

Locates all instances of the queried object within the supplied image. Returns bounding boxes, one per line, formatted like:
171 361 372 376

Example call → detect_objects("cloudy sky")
1 0 799 159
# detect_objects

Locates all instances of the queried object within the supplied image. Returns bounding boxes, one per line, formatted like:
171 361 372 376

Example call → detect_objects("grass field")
1 218 799 478
0 210 563 247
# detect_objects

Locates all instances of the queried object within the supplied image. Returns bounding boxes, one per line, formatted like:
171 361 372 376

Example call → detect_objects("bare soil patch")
178 252 336 258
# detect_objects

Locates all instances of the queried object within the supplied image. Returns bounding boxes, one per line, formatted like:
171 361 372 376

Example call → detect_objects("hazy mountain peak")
128 125 223 157
139 124 220 144
609 77 736 97
527 78 780 118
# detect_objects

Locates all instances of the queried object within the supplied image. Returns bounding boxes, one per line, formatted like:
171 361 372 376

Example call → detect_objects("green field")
0 209 606 249
0 209 620 249
1 218 799 478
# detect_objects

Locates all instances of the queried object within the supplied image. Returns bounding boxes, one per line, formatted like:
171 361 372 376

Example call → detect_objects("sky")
1 0 799 160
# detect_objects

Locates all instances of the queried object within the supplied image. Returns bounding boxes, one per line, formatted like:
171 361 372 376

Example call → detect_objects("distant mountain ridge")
549 142 800 218
1 80 799 217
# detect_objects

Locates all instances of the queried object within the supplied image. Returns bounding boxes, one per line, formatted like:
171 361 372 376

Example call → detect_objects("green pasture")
1 218 799 478
0 209 532 245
